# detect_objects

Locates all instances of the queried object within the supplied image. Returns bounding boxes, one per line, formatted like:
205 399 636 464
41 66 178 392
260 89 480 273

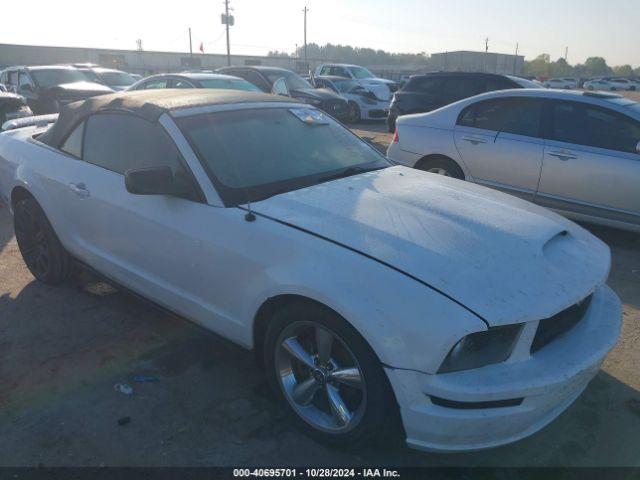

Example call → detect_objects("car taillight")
393 129 399 143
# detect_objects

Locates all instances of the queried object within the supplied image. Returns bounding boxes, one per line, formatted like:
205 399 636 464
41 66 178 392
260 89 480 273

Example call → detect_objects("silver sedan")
387 89 640 232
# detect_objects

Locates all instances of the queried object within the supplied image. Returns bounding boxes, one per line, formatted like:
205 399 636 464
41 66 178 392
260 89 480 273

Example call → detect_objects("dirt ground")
0 122 638 467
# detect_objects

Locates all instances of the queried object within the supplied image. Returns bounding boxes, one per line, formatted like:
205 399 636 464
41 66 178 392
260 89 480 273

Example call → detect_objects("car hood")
252 166 610 326
292 88 344 101
355 80 392 100
45 81 114 97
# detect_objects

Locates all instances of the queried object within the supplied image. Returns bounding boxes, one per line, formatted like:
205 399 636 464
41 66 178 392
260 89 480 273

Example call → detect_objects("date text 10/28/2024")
233 469 401 478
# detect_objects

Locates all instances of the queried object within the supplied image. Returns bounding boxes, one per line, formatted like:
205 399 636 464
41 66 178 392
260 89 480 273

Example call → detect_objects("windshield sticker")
289 108 330 126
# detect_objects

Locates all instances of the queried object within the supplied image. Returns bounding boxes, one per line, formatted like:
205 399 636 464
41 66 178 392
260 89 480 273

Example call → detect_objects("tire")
416 157 465 180
13 197 71 284
264 301 399 447
346 102 361 124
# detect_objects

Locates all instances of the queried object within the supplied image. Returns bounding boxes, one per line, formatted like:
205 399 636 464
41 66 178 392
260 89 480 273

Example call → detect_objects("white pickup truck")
0 89 621 453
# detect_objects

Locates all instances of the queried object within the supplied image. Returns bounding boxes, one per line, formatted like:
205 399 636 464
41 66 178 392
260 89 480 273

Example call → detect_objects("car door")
454 97 545 200
536 100 640 225
46 112 247 335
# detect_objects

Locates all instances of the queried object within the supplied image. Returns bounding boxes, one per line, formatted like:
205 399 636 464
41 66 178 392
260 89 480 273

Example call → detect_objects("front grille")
531 294 593 353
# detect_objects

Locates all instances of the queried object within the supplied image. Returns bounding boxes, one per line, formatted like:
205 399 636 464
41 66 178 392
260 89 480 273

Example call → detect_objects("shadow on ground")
1 271 639 467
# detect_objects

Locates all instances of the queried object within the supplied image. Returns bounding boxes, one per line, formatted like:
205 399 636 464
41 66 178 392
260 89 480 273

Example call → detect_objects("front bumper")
386 284 622 452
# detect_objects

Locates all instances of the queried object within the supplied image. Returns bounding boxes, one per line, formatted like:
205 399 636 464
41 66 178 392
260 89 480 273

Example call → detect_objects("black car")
387 72 541 132
216 66 349 121
0 66 113 115
0 91 33 126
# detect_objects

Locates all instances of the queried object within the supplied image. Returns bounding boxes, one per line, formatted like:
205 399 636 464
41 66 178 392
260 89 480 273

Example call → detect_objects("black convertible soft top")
40 89 296 147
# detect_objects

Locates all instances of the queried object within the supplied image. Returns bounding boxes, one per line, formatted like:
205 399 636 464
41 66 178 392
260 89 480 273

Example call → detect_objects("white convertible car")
0 90 621 452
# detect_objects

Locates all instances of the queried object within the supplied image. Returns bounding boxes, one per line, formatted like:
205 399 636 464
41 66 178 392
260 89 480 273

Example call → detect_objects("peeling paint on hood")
253 166 611 326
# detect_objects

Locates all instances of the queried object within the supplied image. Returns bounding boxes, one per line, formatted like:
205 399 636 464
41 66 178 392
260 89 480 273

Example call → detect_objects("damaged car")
0 90 621 452
0 65 113 114
0 89 33 127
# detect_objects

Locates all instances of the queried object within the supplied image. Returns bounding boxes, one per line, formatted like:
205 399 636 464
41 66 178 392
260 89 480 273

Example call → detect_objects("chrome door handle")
462 136 487 145
69 182 90 198
547 151 577 161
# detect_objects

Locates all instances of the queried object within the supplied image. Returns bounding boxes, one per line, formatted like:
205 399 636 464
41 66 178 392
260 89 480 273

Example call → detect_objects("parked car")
387 72 541 132
387 89 640 232
603 78 637 91
72 65 138 91
583 78 619 91
0 89 621 452
217 66 349 121
0 65 113 114
128 72 262 92
0 90 33 126
314 63 397 101
543 77 578 89
313 75 389 123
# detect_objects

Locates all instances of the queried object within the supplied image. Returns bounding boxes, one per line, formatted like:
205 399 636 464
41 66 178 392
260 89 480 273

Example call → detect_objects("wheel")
416 157 464 180
13 197 71 284
346 102 361 124
264 301 398 447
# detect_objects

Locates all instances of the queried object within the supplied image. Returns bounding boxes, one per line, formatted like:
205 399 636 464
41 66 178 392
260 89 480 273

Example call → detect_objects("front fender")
241 225 486 374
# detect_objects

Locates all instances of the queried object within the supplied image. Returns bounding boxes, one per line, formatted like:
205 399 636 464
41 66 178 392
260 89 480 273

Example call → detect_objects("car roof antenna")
244 198 256 222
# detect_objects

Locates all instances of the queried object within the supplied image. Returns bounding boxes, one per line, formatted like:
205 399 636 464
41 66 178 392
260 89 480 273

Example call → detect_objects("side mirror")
271 77 290 96
125 166 176 196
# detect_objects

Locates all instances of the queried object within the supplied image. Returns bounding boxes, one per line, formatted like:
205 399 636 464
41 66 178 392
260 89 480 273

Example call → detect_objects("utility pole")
303 6 309 67
483 37 489 72
513 42 519 74
189 28 193 58
225 0 231 66
564 46 568 62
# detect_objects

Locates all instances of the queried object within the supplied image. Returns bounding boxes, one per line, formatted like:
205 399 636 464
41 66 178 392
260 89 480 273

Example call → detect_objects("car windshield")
333 79 361 93
31 68 87 88
264 71 313 90
177 107 390 205
349 66 375 79
79 69 101 82
198 78 261 91
98 71 136 87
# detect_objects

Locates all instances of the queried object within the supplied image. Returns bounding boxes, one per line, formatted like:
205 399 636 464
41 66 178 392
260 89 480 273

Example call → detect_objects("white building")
430 50 524 75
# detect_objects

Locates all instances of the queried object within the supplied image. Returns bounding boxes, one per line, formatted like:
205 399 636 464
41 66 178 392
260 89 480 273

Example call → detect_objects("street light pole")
225 0 231 66
303 6 309 67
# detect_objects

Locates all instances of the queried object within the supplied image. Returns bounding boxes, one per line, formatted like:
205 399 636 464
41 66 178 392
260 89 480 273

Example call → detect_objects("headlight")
303 98 322 106
438 324 523 374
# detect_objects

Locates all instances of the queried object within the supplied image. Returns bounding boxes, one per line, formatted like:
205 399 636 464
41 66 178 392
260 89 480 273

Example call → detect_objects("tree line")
269 43 639 78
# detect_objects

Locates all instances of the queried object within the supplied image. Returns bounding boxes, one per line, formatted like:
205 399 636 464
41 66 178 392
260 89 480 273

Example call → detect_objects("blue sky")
3 0 638 66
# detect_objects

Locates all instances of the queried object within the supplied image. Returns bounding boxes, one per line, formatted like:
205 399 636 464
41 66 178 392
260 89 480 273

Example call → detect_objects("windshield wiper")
317 166 386 184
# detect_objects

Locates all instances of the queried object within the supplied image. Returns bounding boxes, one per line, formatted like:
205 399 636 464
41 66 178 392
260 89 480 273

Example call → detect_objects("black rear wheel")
14 197 71 284
346 102 361 124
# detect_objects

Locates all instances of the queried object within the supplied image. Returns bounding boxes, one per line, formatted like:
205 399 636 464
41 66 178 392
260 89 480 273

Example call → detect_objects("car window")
320 66 331 75
442 77 484 102
173 79 195 88
18 72 35 89
83 113 187 175
458 98 543 137
177 108 389 205
60 122 85 158
403 76 444 93
138 78 168 90
549 101 640 154
234 71 270 92
485 77 516 91
30 68 87 88
97 71 136 87
198 78 261 91
8 71 18 87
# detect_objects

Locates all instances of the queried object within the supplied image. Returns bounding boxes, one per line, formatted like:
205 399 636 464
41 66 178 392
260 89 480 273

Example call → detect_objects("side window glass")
173 79 194 88
240 71 269 92
320 67 330 75
83 114 187 176
457 105 476 127
486 77 515 91
584 107 640 154
61 122 84 158
467 98 542 137
550 102 587 145
140 79 168 90
19 72 34 89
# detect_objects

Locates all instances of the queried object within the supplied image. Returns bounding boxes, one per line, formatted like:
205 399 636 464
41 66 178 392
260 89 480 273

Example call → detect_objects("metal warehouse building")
0 43 310 75
431 50 524 75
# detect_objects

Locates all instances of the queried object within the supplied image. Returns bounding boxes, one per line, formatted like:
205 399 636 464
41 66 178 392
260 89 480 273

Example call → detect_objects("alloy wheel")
275 321 366 433
15 205 50 278
427 167 451 176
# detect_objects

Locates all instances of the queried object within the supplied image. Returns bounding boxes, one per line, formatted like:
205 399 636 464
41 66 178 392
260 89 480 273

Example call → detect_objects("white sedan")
584 79 619 91
0 90 621 452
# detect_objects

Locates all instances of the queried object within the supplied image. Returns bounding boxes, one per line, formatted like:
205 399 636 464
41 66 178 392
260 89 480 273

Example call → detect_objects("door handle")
462 136 487 145
68 182 90 198
547 151 577 161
